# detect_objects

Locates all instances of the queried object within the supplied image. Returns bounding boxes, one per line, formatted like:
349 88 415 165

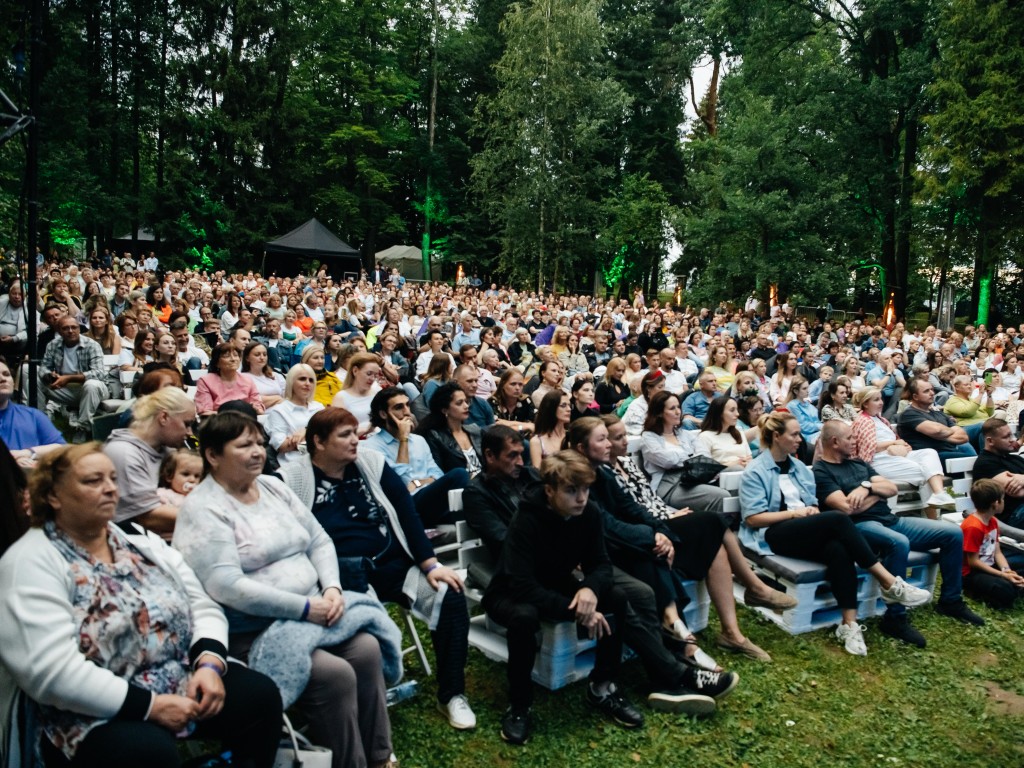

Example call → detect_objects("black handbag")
671 455 727 488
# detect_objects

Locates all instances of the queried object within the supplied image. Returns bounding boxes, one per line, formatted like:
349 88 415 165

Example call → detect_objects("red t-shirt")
961 514 999 578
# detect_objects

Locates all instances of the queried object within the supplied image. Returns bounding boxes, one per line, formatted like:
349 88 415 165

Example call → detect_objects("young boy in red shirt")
962 479 1024 609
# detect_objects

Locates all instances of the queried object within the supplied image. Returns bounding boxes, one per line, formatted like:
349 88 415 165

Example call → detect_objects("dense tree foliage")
1 0 1021 319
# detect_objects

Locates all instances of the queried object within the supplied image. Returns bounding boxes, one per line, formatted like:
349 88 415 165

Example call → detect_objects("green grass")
389 599 1024 768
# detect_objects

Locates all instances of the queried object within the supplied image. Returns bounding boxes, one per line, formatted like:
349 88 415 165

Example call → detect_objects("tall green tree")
472 0 629 291
924 0 1024 324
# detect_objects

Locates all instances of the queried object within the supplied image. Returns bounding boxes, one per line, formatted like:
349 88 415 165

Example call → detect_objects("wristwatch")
860 480 872 490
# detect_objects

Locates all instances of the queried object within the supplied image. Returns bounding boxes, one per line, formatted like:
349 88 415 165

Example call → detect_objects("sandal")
663 620 721 672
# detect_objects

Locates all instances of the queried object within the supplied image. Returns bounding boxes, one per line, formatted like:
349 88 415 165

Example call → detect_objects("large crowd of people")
1 253 1024 764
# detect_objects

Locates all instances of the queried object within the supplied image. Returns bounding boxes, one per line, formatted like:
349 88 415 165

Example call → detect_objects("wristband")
197 662 224 677
424 563 441 575
301 598 311 620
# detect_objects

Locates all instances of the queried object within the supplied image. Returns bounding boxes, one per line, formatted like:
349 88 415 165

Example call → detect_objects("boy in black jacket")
483 450 737 745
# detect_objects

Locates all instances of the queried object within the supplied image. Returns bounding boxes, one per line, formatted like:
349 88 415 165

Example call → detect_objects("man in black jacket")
481 449 736 746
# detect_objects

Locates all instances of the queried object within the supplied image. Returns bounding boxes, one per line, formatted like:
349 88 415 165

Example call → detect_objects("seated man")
38 314 110 437
454 364 495 430
171 317 209 370
814 420 984 646
364 387 469 526
682 371 720 430
897 378 976 463
482 449 735 746
463 424 541 560
972 418 1024 529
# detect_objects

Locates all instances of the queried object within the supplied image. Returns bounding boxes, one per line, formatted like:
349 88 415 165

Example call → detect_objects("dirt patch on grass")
983 681 1024 717
974 651 999 668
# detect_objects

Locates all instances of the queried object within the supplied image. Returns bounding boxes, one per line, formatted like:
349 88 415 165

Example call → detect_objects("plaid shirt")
40 335 107 381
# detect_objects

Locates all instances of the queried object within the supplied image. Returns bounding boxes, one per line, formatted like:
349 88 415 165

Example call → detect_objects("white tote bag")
272 714 332 768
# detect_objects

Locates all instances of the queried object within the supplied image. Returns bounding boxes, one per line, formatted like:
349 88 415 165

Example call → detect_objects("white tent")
375 245 428 281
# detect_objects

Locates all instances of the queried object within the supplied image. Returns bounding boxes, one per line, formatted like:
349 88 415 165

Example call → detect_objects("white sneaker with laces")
835 622 868 656
926 491 956 508
880 576 932 607
438 694 477 730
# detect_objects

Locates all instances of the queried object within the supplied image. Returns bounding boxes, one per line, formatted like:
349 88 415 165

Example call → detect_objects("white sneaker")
880 576 932 607
926 491 956 508
835 622 867 656
438 694 476 730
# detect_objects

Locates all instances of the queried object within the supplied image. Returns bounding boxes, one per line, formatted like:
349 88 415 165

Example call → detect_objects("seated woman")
302 344 342 407
850 387 953 516
243 341 286 410
331 352 382 435
530 361 564 409
569 375 599 422
174 412 400 768
736 393 765 457
0 358 65 468
421 352 454 406
739 412 931 656
641 391 732 520
153 332 194 388
840 356 866 393
697 396 752 469
194 343 265 417
84 305 121 355
489 367 535 432
605 413 794 631
280 407 475 732
768 352 797 407
704 345 735 394
558 333 589 377
529 389 571 466
622 370 667 436
595 358 630 414
147 284 173 326
266 363 325 465
781 376 821 445
120 329 154 373
418 382 484 477
0 444 282 767
818 378 857 424
572 417 774 667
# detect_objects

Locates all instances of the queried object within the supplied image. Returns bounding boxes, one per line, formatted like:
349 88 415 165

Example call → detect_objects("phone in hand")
984 372 993 386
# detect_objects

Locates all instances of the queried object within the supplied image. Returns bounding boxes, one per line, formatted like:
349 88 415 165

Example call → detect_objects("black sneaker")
586 683 645 729
682 667 740 701
647 688 717 716
935 599 985 626
879 613 927 648
500 706 532 745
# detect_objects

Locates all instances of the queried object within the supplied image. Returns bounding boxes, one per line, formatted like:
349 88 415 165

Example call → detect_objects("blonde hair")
132 387 193 428
852 386 882 411
758 411 797 449
285 363 316 401
29 443 105 524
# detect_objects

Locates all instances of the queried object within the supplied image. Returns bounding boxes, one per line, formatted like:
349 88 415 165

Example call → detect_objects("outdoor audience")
2 254 1024 756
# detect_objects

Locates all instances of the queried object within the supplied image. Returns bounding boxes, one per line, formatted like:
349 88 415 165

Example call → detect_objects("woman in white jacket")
0 443 282 767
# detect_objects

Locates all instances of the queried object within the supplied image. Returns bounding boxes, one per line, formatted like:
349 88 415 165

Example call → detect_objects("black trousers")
373 569 469 704
483 568 686 708
42 663 283 768
963 550 1024 609
764 511 880 610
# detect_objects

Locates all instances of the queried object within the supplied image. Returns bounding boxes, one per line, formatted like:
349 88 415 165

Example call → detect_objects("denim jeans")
856 516 964 615
937 442 977 465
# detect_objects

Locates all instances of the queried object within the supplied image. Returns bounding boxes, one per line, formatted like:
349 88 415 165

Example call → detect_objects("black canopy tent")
263 218 362 278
